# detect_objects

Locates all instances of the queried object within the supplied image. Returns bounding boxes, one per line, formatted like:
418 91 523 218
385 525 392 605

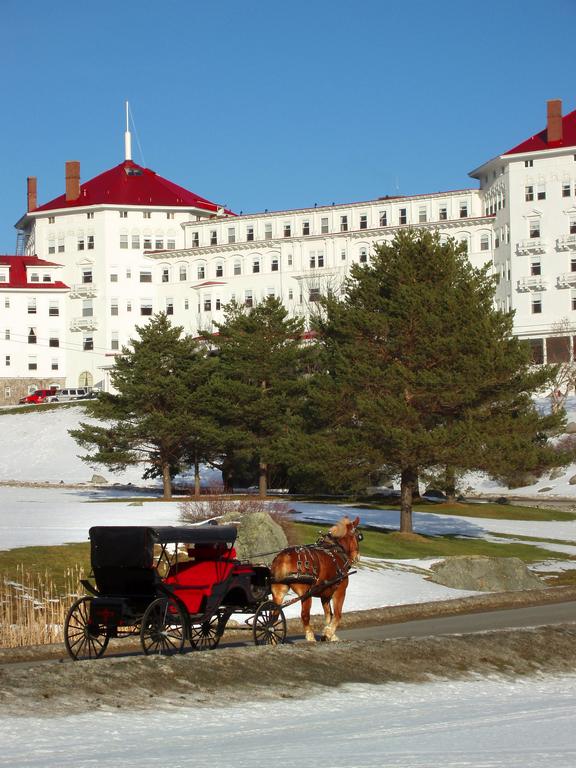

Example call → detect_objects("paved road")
337 600 576 642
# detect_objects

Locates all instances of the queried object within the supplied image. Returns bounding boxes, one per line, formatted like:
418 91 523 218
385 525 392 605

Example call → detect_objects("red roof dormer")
0 255 69 289
32 160 233 215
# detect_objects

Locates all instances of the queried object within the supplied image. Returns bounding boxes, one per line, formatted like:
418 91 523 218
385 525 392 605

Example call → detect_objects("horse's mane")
328 516 351 539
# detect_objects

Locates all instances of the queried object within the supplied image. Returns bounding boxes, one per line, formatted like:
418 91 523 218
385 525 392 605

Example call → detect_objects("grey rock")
428 556 545 592
90 474 107 485
221 510 288 565
565 422 576 434
549 468 565 480
537 486 554 493
569 475 576 486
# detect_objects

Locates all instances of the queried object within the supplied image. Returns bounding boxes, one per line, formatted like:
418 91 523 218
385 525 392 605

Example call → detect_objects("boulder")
428 556 545 592
90 474 107 485
549 468 565 480
569 475 576 486
565 422 576 434
220 510 288 565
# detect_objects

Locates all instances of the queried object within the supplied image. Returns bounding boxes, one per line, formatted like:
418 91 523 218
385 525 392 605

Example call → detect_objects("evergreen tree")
70 313 212 499
314 229 571 532
200 297 309 496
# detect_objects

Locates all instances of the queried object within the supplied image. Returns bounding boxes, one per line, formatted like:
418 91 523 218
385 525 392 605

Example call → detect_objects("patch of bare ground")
2 587 576 716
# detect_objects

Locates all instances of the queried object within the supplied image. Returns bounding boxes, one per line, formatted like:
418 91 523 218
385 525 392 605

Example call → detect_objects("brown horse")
270 516 361 642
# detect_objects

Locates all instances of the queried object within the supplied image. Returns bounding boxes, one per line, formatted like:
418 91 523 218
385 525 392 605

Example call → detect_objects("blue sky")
0 0 574 252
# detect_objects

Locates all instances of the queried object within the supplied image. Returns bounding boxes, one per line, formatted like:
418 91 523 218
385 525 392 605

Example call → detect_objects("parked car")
49 387 90 402
19 388 58 405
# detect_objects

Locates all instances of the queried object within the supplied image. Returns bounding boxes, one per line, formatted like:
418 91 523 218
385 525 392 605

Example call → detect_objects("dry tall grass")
0 564 84 648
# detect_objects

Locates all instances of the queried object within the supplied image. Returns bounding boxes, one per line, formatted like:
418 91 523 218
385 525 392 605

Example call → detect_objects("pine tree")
200 297 309 496
70 313 212 499
314 229 571 532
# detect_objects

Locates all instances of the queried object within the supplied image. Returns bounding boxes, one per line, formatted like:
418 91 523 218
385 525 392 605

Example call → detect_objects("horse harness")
287 532 353 588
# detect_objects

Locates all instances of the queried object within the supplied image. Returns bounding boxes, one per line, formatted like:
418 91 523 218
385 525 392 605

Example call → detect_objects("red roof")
504 108 576 155
33 160 233 214
0 255 69 289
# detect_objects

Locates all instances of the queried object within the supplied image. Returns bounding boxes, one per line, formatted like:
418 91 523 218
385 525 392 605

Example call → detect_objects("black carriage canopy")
89 525 238 569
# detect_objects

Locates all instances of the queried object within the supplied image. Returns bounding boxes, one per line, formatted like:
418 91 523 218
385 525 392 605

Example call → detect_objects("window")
360 214 368 229
252 259 260 274
166 212 174 220
438 206 447 221
418 207 427 223
82 269 92 284
216 263 224 277
244 290 253 308
49 301 59 316
247 226 254 242
140 271 152 282
265 223 272 240
30 273 39 282
120 233 128 249
570 217 576 235
167 239 175 250
191 232 199 247
166 299 174 316
4 385 10 396
399 208 407 225
48 237 55 254
83 334 94 351
309 253 316 269
43 273 51 282
5 356 10 367
340 215 348 232
111 332 119 351
309 288 321 302
228 227 236 244
572 291 576 312
234 261 241 275
179 265 187 281
271 257 279 272
318 251 324 267
379 211 388 226
48 216 55 224
28 299 36 314
529 220 541 238
562 182 572 197
49 336 59 348
204 298 212 312
184 299 189 310
287 254 293 266
77 235 85 251
531 295 542 314
4 329 9 340
284 223 291 237
302 221 310 235
126 268 131 279
127 301 132 312
537 184 546 201
132 234 140 249
525 159 534 168
87 235 94 250
459 202 468 218
288 289 293 300
140 301 153 316
480 234 490 251
155 238 164 250
4 298 8 309
82 300 93 318
197 265 205 279
161 268 169 283
58 235 65 253
120 211 128 218
110 272 118 282
28 328 37 344
210 230 218 245
531 259 541 276
321 217 329 234
143 237 152 249
51 359 59 371
28 357 37 371
143 212 151 219
359 248 368 263
571 257 576 273
111 300 118 316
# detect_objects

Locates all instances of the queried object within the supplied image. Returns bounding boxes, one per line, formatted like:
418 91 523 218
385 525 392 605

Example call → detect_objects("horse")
270 516 361 642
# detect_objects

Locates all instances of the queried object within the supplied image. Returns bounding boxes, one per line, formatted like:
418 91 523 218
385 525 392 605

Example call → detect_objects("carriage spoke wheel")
64 596 110 661
189 609 227 651
140 597 186 656
252 600 287 646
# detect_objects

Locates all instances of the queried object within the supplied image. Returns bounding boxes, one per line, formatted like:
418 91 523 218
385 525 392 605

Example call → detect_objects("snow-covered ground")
2 676 576 767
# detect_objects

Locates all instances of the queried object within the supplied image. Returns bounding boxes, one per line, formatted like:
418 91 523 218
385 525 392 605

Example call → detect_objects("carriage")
64 524 287 660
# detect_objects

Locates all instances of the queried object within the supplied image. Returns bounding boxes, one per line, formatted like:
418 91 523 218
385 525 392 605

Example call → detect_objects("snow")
2 676 576 767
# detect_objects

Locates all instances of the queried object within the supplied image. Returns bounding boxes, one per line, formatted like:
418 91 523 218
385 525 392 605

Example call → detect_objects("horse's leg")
320 595 333 641
298 589 315 642
323 578 348 642
271 582 289 607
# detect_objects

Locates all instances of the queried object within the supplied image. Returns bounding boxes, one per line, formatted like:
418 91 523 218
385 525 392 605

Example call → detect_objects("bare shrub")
0 565 84 648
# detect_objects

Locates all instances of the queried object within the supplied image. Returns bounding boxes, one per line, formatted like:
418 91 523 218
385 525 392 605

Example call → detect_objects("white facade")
2 99 576 403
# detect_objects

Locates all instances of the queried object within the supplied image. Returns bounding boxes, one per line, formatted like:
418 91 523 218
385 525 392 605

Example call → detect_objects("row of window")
120 235 177 250
48 234 94 254
188 203 471 247
525 182 576 202
48 211 177 224
527 217 576 240
4 355 60 371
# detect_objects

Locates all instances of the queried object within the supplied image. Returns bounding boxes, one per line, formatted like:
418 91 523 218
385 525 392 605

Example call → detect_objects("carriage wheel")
189 609 227 651
252 600 287 646
140 597 187 656
64 596 110 661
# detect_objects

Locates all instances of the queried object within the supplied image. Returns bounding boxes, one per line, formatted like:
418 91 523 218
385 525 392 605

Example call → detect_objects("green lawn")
354 500 576 522
0 542 91 592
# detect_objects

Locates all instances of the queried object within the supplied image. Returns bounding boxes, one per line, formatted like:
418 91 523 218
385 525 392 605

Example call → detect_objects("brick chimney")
27 176 37 212
65 160 81 201
547 99 563 143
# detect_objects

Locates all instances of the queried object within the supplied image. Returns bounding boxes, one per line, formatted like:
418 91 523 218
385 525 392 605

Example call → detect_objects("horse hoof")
322 634 339 642
305 632 316 643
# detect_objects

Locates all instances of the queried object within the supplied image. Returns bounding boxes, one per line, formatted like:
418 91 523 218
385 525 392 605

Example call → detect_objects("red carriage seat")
165 544 237 614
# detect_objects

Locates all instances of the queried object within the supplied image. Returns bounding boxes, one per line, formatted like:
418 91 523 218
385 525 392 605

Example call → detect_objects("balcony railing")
556 235 576 251
70 283 98 298
516 276 548 292
556 272 576 289
516 238 546 255
70 317 98 331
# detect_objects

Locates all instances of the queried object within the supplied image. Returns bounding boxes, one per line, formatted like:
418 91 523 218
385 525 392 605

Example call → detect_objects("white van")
50 387 89 402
